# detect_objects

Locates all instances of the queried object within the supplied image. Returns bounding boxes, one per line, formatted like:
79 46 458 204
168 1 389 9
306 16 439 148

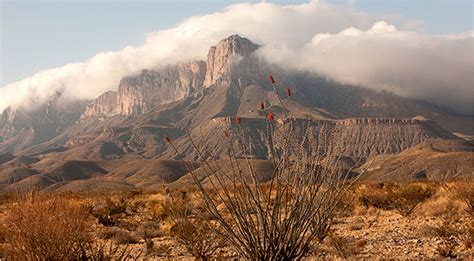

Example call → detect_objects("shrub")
326 234 360 258
426 205 472 257
170 218 224 260
166 192 224 260
166 75 363 259
390 183 436 216
78 241 140 260
90 196 129 226
453 181 474 215
359 182 436 216
2 193 93 260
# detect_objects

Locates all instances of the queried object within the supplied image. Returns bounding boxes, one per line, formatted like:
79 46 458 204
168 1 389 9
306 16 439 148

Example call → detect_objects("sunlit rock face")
204 35 258 87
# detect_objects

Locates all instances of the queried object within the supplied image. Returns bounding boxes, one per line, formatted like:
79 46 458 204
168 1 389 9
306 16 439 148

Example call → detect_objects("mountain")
0 35 472 191
359 139 474 181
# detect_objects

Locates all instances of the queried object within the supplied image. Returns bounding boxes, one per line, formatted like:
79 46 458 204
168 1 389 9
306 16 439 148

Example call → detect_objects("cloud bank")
1 1 473 114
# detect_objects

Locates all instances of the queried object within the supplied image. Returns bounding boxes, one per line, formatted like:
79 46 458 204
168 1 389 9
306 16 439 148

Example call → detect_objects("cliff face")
0 99 87 153
82 61 206 118
203 35 258 87
81 35 259 118
81 91 118 119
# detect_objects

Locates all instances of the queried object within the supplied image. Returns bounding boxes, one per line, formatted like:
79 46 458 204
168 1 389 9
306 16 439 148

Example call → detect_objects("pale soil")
125 209 473 260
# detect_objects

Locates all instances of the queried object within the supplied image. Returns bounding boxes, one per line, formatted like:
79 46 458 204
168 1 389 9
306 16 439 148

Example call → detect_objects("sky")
1 0 472 86
0 0 473 114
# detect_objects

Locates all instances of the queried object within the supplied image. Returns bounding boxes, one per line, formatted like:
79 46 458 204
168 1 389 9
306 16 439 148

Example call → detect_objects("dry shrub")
136 221 162 255
2 193 93 260
390 183 436 216
166 192 224 260
326 233 363 258
90 196 129 226
358 182 395 210
80 241 140 260
164 75 367 259
99 228 140 245
426 205 473 257
170 218 224 260
452 181 474 215
358 182 436 216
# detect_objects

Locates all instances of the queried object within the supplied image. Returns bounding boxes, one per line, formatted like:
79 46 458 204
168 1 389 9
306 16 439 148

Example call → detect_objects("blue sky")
0 0 473 86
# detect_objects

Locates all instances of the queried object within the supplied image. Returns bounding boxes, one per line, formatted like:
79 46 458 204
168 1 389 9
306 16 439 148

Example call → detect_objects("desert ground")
0 180 472 260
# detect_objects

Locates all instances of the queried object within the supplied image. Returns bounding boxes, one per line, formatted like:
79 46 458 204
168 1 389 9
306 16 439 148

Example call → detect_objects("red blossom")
268 111 274 122
269 74 276 85
287 88 292 97
236 116 241 124
164 136 171 143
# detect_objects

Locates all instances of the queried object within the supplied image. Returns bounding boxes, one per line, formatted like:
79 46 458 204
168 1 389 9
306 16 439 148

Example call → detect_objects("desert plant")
389 183 436 216
426 205 473 257
77 241 141 260
326 233 363 258
166 191 224 260
359 182 435 216
452 181 474 215
90 196 129 226
2 193 93 260
166 75 370 259
136 221 162 255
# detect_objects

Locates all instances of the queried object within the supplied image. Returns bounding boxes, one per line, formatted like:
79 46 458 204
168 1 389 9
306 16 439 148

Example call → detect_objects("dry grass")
358 182 437 216
326 233 361 258
451 181 474 215
166 190 224 260
2 192 93 260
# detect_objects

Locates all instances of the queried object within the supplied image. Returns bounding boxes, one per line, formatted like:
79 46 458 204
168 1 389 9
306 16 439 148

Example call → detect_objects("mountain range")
0 35 472 192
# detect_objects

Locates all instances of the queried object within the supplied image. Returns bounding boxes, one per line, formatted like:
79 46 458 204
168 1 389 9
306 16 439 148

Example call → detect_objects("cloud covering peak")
1 1 473 114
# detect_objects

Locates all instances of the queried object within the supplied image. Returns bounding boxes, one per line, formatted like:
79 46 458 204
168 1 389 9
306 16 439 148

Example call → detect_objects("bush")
390 183 436 216
2 193 93 260
170 218 224 260
165 192 223 260
166 75 361 259
326 234 360 258
426 205 473 257
453 181 474 215
90 196 129 226
359 182 436 216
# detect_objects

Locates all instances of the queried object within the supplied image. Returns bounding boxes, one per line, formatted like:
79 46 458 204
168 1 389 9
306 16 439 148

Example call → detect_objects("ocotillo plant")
166 74 369 260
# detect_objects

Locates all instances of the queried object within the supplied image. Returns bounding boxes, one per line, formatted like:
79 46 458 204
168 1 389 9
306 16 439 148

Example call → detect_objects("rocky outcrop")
203 35 258 87
81 61 206 118
0 99 87 153
81 91 118 119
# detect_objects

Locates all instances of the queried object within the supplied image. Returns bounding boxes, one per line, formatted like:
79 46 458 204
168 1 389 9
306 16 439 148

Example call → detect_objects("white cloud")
1 0 473 114
259 21 474 113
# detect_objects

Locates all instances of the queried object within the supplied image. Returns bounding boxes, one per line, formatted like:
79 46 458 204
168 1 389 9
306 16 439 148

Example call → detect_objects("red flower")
268 111 274 122
260 102 265 110
223 130 229 137
164 136 171 143
269 74 276 85
236 116 241 124
287 88 292 97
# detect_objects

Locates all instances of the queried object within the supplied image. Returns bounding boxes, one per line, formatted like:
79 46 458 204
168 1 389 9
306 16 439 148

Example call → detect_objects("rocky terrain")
0 35 473 192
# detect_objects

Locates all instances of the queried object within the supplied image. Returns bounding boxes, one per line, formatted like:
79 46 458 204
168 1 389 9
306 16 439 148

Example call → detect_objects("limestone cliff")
203 35 258 87
81 61 206 117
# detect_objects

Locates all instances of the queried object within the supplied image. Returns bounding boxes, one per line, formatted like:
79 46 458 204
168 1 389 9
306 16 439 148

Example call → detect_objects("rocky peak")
203 35 258 87
81 61 206 118
81 91 119 119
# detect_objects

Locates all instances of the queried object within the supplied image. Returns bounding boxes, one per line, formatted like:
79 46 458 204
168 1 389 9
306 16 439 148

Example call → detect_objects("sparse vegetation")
162 75 366 259
166 190 224 260
451 181 474 215
2 193 92 260
359 182 436 216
